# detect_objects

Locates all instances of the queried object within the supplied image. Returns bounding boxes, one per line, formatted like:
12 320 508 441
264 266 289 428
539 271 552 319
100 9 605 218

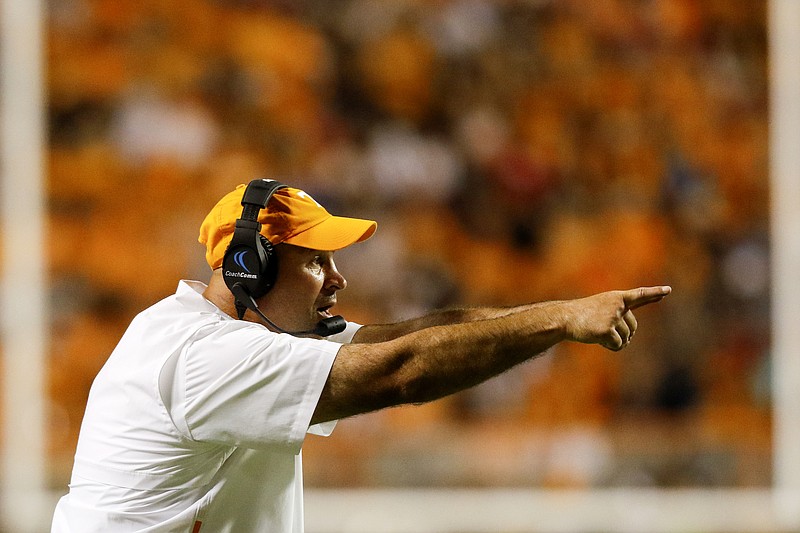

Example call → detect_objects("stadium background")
3 0 799 531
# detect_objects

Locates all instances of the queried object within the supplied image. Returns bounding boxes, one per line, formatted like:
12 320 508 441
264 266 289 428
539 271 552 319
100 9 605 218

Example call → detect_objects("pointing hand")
563 286 672 351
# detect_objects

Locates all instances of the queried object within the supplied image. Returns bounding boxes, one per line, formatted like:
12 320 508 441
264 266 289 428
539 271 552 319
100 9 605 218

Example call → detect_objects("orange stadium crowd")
47 0 770 490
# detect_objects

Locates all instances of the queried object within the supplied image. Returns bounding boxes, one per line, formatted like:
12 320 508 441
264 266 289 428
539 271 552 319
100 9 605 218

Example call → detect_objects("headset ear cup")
221 236 277 299
251 235 278 298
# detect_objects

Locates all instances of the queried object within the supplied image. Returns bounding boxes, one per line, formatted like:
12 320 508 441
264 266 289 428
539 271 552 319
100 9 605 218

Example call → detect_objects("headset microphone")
230 282 347 337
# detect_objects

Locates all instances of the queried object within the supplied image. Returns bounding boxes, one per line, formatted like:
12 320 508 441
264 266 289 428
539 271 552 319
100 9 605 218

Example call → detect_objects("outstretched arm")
351 301 560 344
311 286 671 424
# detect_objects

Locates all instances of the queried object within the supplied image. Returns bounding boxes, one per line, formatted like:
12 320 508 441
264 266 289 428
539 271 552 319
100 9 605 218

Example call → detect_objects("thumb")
623 286 672 310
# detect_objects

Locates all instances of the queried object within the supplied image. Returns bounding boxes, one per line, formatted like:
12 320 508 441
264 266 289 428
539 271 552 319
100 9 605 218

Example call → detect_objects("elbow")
393 366 447 406
385 340 460 406
363 340 453 410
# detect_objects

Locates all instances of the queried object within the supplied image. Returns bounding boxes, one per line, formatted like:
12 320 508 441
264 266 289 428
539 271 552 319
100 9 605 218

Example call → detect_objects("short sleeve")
324 321 362 344
306 321 360 435
175 322 340 453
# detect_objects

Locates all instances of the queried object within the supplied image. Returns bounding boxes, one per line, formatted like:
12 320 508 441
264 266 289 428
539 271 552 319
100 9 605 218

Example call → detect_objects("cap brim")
283 215 377 251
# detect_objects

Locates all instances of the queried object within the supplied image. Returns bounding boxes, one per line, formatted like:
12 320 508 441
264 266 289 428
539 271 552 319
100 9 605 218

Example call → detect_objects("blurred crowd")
46 0 771 490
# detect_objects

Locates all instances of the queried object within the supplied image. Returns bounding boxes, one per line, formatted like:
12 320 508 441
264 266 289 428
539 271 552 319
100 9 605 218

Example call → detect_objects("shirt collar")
175 280 231 319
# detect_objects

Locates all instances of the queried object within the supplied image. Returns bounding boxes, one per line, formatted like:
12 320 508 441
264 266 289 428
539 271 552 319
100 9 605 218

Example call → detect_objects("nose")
325 260 347 292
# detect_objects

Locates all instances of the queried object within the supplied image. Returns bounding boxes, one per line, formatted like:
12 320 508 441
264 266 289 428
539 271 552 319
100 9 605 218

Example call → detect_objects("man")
52 179 671 532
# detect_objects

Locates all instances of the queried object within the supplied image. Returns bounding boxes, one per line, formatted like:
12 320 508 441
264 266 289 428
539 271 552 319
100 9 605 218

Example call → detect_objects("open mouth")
316 304 334 319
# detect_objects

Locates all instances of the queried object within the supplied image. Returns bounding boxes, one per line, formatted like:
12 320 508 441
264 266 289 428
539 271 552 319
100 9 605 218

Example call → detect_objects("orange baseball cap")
199 183 377 270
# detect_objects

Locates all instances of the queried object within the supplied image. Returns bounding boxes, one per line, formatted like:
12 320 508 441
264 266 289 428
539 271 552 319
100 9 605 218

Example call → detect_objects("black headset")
222 178 286 305
221 178 346 337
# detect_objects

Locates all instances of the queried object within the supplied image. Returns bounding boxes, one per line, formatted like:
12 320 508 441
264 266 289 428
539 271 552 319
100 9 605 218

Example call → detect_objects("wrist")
549 300 575 343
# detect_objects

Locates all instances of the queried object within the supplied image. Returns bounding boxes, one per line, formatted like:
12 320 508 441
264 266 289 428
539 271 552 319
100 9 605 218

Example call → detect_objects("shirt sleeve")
305 321 359 436
324 321 362 344
175 321 341 453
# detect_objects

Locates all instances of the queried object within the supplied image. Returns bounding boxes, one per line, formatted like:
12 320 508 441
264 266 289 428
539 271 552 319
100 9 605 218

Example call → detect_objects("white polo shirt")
51 280 356 533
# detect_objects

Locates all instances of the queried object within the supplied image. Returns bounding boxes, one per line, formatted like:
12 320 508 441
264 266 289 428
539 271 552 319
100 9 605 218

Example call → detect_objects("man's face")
259 244 347 334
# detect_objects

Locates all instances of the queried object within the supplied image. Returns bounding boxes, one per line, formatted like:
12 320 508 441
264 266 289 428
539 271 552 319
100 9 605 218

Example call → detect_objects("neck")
203 269 246 321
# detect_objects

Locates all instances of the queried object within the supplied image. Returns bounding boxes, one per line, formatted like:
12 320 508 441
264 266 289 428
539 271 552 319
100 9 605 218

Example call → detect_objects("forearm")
352 301 557 344
391 303 567 403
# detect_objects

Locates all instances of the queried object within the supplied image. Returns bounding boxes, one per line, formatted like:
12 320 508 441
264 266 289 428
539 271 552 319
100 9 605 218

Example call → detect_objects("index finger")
623 286 672 310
